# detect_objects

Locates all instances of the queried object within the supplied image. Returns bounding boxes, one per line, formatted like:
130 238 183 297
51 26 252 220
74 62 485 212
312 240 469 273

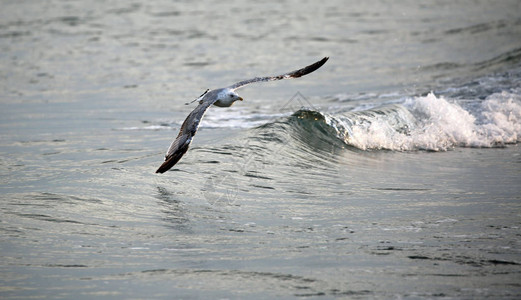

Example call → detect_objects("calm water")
1 0 521 299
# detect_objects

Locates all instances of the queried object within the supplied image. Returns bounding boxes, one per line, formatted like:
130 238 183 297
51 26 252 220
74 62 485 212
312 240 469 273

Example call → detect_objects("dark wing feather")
227 57 329 90
156 99 214 173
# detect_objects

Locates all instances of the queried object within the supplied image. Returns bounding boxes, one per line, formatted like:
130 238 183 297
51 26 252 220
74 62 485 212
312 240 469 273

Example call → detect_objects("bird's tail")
185 89 209 105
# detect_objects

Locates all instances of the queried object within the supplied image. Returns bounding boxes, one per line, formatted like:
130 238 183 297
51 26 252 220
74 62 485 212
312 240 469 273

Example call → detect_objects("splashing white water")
478 92 521 144
343 92 521 151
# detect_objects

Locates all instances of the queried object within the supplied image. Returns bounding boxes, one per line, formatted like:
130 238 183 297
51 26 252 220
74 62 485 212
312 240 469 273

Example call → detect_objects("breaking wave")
287 91 521 151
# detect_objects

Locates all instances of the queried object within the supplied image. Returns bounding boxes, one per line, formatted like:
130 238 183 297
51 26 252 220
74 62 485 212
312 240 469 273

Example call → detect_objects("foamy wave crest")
329 92 521 151
478 92 521 144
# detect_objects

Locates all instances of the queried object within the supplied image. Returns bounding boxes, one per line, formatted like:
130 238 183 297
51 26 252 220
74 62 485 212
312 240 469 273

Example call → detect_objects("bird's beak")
238 97 243 101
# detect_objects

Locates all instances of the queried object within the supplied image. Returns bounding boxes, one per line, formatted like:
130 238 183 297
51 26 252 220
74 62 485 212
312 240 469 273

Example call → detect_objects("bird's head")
214 89 243 107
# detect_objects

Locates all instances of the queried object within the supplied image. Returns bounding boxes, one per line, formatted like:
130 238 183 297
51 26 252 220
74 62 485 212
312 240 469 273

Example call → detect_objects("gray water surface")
1 0 521 299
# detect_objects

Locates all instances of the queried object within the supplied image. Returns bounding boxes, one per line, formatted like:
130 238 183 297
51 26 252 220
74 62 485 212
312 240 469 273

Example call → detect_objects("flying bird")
156 57 329 173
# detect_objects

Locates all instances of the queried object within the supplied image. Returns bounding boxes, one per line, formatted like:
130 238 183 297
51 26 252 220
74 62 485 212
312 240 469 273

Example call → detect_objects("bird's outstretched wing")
155 99 214 173
227 57 329 90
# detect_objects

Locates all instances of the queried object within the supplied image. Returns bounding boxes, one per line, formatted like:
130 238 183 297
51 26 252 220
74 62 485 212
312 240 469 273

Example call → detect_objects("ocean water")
1 0 521 299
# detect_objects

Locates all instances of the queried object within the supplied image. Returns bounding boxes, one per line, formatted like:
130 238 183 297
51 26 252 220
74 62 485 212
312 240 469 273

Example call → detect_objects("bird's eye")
229 94 233 98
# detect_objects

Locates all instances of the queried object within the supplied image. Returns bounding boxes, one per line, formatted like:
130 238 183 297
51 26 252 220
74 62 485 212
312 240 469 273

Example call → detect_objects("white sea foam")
342 92 521 151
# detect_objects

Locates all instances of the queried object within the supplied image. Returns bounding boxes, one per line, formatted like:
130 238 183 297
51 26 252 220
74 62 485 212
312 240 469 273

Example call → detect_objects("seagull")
156 57 329 173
